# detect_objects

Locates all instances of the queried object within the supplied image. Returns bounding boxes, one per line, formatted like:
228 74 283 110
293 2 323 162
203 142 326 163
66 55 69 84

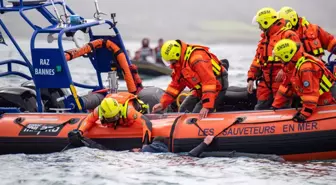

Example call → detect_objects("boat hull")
0 105 336 161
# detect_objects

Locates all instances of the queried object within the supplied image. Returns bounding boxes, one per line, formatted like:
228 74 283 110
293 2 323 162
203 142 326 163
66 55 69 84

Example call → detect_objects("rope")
176 92 191 107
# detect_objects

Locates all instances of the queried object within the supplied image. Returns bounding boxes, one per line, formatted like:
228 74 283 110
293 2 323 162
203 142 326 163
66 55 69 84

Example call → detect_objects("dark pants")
254 95 291 110
179 90 227 113
179 70 228 113
331 83 336 100
254 97 274 110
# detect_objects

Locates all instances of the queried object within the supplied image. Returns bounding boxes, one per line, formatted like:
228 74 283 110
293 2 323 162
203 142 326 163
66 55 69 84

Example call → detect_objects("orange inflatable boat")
1 104 336 161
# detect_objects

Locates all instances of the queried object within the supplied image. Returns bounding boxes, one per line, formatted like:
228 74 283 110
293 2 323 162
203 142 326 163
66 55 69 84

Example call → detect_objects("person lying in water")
130 135 284 162
130 135 215 157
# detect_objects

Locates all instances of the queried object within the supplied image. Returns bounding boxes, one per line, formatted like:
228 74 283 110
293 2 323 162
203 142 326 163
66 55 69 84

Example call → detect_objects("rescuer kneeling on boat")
277 6 336 99
247 7 301 110
68 92 153 146
152 40 228 118
272 39 336 122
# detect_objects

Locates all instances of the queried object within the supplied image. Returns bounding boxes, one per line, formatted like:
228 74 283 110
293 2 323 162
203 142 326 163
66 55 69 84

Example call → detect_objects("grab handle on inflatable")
186 116 246 137
176 92 191 108
186 118 207 136
215 116 246 137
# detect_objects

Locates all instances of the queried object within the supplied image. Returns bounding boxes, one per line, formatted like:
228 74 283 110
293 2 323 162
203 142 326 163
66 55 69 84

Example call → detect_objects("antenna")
61 0 70 24
49 0 64 27
93 0 106 20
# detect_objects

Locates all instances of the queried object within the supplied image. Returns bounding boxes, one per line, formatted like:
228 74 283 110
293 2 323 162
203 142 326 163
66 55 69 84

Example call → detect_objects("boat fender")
21 80 69 112
80 93 105 110
0 86 38 112
137 87 165 112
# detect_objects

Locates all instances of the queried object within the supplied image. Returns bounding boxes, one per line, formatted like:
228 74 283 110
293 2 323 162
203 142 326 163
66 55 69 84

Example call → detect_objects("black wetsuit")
141 140 284 162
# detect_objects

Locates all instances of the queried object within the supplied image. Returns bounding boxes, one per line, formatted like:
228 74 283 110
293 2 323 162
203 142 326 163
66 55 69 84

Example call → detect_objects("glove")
292 111 307 123
68 129 84 147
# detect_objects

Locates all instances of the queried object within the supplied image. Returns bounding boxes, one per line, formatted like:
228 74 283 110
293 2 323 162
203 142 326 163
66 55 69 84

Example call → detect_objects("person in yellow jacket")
272 39 336 122
247 7 301 110
152 40 228 118
68 92 152 147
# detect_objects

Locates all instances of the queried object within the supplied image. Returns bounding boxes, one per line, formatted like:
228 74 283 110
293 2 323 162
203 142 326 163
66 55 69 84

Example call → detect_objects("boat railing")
30 20 126 112
0 59 32 80
0 0 132 113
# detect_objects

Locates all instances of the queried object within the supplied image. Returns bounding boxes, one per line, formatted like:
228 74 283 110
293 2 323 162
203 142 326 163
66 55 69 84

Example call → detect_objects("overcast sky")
0 0 335 44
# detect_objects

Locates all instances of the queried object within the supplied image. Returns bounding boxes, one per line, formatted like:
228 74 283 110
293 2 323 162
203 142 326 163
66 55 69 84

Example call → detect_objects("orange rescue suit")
247 19 301 101
295 17 336 57
78 92 152 143
273 53 336 118
160 41 226 109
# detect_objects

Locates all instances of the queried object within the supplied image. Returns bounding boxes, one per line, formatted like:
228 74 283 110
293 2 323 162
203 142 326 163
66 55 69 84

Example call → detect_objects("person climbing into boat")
247 7 301 110
151 40 228 118
136 38 155 63
277 6 336 98
68 92 153 147
272 39 336 122
64 39 143 94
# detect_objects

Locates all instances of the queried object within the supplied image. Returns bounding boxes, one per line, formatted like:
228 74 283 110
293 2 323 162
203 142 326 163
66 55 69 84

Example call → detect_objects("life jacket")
294 54 335 95
255 19 291 87
179 45 225 91
298 17 324 57
106 92 149 118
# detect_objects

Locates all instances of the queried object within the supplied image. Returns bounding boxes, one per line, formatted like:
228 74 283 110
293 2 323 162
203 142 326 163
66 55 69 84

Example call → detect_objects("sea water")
0 40 335 185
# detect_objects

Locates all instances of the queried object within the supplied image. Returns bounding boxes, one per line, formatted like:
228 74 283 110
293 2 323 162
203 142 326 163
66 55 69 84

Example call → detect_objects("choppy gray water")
0 148 336 185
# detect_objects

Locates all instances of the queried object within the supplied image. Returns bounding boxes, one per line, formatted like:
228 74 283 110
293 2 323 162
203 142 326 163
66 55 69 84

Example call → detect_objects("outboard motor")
21 80 69 112
0 87 38 112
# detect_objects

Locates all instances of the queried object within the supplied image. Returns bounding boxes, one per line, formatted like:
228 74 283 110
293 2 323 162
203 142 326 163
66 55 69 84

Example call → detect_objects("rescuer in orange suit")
272 39 336 122
151 40 228 118
247 7 301 110
68 92 152 146
278 6 336 98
